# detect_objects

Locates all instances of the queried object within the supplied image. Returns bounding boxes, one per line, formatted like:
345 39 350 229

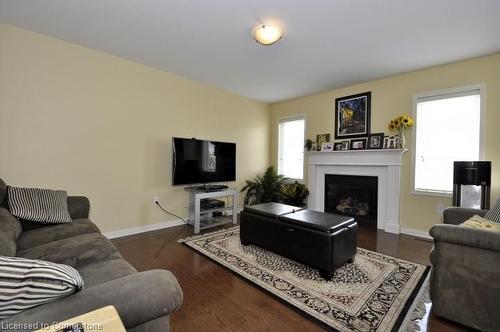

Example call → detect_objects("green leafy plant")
279 181 310 207
304 139 313 151
241 166 284 205
241 167 310 207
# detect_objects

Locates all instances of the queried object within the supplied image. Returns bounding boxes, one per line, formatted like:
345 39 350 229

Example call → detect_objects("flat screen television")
172 137 236 185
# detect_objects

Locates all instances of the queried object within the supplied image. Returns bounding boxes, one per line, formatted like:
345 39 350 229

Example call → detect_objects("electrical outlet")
152 196 160 205
436 204 445 214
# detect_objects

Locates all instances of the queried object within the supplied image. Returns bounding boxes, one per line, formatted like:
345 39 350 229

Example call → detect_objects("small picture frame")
350 138 367 150
316 133 331 150
333 142 343 151
321 142 334 151
311 142 318 151
383 135 398 149
367 133 384 150
341 140 350 150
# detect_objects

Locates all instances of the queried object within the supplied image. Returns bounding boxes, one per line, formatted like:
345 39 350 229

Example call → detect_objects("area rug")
179 226 430 332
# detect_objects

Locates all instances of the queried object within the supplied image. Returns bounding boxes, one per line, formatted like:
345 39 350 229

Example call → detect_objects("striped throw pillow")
7 186 72 224
0 256 84 319
485 199 500 223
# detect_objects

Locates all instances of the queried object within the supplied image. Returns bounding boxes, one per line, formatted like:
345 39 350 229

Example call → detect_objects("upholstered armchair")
429 207 500 332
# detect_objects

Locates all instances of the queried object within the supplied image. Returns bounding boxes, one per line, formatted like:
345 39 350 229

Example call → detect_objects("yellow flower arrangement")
387 114 414 149
388 121 397 131
388 114 414 131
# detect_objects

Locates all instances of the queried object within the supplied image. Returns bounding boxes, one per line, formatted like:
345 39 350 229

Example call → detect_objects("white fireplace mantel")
306 149 407 234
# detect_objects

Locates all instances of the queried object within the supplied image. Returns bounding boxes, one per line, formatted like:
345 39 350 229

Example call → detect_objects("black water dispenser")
453 161 491 209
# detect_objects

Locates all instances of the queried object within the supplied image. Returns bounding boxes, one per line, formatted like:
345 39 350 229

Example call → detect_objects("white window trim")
410 84 486 197
277 114 306 180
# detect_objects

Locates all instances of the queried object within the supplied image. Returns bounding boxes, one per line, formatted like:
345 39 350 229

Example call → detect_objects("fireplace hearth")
324 174 378 227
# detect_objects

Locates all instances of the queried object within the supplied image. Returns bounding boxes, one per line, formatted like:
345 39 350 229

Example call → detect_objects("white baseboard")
104 219 186 239
400 227 433 240
104 208 243 240
384 223 401 234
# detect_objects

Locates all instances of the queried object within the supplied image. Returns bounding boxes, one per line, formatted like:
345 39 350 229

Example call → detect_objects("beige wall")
2 23 498 235
270 53 500 233
0 24 270 233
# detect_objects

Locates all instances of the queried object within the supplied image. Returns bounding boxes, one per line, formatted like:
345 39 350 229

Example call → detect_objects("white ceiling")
1 0 500 103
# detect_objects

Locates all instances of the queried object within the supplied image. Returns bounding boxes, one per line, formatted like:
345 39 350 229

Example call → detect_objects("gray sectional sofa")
429 207 500 332
0 178 183 331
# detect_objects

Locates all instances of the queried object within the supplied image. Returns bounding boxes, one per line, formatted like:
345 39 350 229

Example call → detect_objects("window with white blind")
413 85 484 195
278 116 305 179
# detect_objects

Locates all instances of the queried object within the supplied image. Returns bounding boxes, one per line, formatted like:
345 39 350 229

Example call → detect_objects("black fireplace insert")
324 174 378 227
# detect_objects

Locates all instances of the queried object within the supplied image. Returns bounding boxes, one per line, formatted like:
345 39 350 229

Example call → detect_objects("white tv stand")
185 187 238 234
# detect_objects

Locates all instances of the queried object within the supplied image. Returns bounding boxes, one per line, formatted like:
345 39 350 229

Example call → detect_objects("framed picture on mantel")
321 142 333 151
350 138 367 150
334 91 371 139
367 133 384 149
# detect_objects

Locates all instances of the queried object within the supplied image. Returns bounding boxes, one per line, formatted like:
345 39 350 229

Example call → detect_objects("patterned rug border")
179 226 431 332
177 226 235 244
400 275 430 332
394 269 430 332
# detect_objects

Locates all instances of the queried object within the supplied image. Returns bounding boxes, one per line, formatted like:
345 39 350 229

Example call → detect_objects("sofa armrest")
2 270 183 331
67 196 90 219
430 224 500 252
443 207 488 225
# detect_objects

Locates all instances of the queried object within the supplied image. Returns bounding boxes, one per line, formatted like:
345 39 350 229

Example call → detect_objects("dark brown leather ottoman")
240 202 357 279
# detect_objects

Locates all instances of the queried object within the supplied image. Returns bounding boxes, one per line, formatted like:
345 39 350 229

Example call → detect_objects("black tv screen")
172 137 236 185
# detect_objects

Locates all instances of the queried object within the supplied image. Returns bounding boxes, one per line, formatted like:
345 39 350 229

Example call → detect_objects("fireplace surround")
307 149 406 234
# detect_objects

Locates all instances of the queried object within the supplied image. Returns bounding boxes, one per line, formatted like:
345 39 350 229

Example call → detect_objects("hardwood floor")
112 223 473 332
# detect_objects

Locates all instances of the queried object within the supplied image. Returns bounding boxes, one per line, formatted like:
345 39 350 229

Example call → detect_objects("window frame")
277 114 306 180
411 84 486 197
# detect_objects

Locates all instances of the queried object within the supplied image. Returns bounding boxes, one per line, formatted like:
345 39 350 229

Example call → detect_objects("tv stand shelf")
186 187 238 233
198 216 234 231
199 206 234 215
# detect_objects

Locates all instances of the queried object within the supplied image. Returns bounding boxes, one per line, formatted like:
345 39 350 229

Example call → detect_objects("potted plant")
241 167 310 207
279 181 309 207
241 167 284 205
304 139 313 152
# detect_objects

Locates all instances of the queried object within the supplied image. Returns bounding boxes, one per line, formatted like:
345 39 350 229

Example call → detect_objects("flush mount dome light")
253 24 282 45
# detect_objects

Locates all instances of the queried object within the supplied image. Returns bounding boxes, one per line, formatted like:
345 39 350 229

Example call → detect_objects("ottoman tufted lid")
244 202 303 218
279 209 355 233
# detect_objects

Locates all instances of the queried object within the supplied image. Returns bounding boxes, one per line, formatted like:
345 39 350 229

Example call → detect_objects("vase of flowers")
388 114 414 149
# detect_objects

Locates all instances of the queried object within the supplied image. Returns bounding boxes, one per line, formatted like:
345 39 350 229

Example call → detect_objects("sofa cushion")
7 186 72 224
77 258 136 288
485 198 500 223
0 178 7 207
0 208 23 256
17 233 122 269
0 207 22 241
67 196 90 220
0 233 16 256
0 255 84 319
16 218 100 251
1 270 182 331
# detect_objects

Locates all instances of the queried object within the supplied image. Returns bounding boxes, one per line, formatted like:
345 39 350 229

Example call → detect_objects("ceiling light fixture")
253 24 282 46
